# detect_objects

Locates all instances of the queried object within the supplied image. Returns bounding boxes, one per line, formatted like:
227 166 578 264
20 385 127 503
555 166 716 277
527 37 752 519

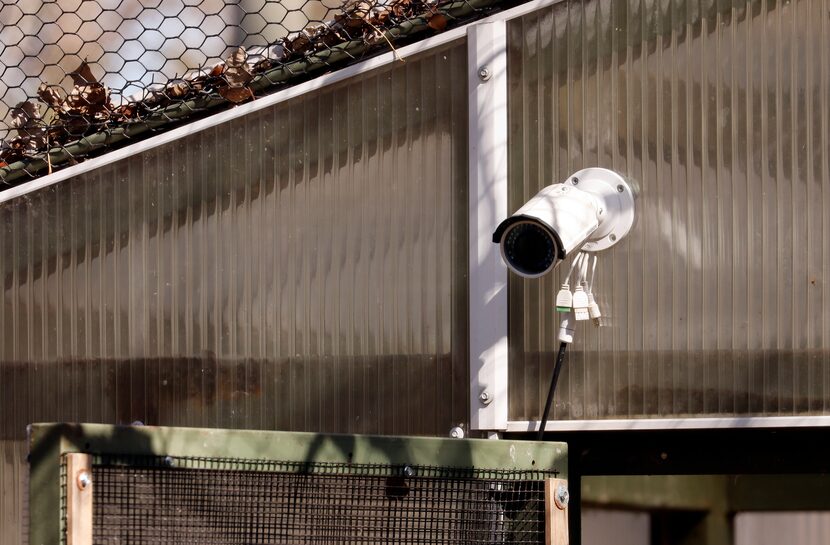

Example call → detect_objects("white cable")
572 252 590 321
581 252 592 288
587 254 598 293
564 252 585 286
587 254 602 326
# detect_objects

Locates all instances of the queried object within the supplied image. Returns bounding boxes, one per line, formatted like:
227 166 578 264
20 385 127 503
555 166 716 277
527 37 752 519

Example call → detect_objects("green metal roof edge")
29 422 567 472
1 0 503 187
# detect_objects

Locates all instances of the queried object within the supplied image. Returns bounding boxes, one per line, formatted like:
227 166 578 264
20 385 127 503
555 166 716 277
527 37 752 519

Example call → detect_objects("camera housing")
492 168 636 278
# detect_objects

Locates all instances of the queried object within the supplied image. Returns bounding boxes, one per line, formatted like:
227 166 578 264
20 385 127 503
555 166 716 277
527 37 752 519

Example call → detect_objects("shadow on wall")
0 353 464 444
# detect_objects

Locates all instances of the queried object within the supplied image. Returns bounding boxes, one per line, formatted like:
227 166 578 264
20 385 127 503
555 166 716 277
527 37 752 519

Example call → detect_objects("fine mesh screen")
91 458 552 545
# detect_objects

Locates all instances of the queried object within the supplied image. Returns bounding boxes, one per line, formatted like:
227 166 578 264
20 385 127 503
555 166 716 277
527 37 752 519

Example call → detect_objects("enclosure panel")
27 424 567 545
507 0 830 421
736 512 830 545
0 42 468 545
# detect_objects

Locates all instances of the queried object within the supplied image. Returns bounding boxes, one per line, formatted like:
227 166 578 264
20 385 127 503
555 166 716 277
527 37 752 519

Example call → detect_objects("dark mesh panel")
91 458 552 545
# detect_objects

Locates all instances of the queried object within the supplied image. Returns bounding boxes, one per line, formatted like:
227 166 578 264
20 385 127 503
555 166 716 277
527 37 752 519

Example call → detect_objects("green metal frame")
29 423 567 545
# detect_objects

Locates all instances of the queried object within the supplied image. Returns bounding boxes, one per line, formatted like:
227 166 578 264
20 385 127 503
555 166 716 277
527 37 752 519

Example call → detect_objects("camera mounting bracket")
568 168 636 252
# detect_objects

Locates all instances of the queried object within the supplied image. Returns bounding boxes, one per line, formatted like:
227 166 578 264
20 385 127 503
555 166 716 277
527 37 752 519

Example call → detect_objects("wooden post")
545 478 569 545
65 453 93 545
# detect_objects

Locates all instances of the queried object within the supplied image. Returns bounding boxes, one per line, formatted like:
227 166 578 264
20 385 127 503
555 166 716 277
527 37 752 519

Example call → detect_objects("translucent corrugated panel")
0 42 468 545
582 508 649 545
736 513 830 545
507 0 830 421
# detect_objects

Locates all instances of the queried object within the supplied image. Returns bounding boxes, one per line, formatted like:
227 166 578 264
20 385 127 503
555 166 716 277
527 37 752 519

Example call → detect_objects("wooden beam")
65 453 93 545
545 478 569 545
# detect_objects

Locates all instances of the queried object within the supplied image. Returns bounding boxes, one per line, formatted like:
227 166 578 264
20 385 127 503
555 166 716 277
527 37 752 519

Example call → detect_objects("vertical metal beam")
468 21 509 432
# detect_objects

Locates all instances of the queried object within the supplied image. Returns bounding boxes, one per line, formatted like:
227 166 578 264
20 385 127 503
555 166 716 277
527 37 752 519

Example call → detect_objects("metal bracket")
567 168 636 252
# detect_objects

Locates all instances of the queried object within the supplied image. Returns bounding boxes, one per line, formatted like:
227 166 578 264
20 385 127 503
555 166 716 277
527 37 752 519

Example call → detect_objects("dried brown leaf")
219 86 254 104
226 46 247 69
339 0 373 29
304 23 326 36
37 84 66 110
69 61 98 86
167 81 190 98
115 104 138 118
369 6 391 25
289 33 312 55
427 12 447 31
269 42 289 63
224 46 253 87
348 0 372 19
363 27 385 45
10 101 41 129
210 63 225 77
391 0 413 17
65 83 110 113
252 58 274 73
9 101 46 153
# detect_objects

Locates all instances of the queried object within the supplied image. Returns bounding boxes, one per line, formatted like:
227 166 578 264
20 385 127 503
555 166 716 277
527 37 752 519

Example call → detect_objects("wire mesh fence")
0 0 502 187
89 456 553 545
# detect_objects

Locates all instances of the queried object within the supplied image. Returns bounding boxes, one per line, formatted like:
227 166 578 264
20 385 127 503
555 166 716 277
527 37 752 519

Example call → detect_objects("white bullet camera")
492 168 636 278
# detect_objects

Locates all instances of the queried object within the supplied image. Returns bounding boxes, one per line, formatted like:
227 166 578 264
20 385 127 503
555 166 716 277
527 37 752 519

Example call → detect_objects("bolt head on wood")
76 471 91 490
554 483 569 509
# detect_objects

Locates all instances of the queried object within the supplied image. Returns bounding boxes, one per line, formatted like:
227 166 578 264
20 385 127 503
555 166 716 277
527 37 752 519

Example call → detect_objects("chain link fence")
0 0 503 187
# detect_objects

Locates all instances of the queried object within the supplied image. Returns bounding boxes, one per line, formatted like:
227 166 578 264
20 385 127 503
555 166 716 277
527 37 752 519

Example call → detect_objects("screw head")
77 471 91 490
555 483 570 508
479 391 492 405
478 66 491 81
571 177 579 185
616 184 625 193
402 465 414 477
609 234 617 242
449 426 464 439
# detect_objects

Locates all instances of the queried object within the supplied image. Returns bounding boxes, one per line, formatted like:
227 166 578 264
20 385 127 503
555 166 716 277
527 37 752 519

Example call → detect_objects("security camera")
492 168 635 278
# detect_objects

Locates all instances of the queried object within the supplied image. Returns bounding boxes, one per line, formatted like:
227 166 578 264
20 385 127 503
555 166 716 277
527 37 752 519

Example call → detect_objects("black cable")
537 341 568 440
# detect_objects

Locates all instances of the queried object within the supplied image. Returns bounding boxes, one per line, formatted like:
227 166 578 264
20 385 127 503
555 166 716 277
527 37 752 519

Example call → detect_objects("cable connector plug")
587 293 602 327
555 284 573 313
558 312 576 343
556 252 585 312
572 285 590 321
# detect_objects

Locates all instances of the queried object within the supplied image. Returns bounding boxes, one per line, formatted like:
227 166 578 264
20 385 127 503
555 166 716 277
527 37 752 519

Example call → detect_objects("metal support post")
468 20 509 432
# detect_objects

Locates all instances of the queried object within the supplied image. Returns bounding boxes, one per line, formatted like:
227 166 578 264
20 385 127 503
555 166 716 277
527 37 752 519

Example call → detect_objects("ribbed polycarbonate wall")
507 0 830 421
0 42 468 545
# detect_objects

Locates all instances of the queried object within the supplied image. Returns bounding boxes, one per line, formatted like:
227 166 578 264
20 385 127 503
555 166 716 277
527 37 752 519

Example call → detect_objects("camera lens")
502 221 558 277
